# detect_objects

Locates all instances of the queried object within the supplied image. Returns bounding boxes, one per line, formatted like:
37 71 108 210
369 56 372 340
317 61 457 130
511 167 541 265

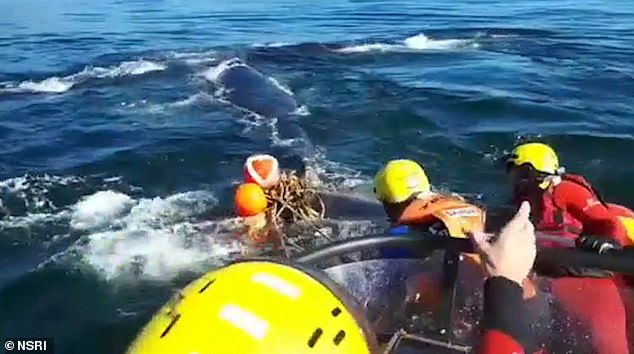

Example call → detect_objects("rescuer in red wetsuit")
505 142 631 354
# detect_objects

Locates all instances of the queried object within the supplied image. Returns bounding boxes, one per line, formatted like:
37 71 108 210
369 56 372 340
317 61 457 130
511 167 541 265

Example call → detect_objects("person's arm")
479 277 532 354
556 182 627 245
471 202 536 354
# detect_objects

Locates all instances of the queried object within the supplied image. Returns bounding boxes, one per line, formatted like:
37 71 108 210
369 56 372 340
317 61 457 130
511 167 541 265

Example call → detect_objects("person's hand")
470 201 536 285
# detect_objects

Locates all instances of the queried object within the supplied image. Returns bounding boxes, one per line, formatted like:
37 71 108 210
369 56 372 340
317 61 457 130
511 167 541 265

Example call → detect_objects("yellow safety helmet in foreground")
127 260 376 354
506 142 560 175
374 159 431 204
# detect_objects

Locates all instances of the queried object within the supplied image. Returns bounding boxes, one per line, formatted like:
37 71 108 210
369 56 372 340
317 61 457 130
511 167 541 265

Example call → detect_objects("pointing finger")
514 201 531 221
502 201 531 236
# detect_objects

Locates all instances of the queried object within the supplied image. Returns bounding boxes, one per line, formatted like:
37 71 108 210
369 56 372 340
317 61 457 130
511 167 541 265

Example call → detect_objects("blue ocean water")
1 0 634 352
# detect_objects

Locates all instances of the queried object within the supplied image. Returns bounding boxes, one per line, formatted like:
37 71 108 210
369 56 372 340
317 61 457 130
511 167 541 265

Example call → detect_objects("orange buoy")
235 183 268 217
244 154 280 189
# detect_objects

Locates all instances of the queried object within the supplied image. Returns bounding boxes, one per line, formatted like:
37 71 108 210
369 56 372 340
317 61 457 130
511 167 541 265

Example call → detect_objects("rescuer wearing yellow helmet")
374 159 485 239
373 159 541 316
505 142 634 354
127 260 377 354
504 142 633 243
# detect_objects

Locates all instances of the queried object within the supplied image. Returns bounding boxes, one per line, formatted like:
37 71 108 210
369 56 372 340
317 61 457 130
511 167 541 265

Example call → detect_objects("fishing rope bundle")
264 170 330 255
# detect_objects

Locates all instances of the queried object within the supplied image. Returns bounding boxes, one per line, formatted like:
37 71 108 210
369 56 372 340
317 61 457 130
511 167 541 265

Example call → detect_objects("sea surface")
1 0 633 352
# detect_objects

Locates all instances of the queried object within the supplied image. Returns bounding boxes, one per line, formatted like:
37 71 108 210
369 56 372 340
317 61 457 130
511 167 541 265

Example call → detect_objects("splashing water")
0 59 167 94
334 33 476 54
70 191 134 230
65 190 243 280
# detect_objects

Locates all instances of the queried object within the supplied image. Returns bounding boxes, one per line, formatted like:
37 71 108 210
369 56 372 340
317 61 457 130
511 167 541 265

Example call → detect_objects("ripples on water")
1 0 633 352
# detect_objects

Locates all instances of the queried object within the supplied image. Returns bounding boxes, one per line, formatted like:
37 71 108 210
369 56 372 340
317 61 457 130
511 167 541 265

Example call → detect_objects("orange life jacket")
397 194 485 238
397 195 538 300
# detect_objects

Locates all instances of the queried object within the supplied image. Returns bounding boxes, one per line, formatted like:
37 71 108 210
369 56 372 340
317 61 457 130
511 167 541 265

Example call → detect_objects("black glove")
534 236 618 278
575 236 622 254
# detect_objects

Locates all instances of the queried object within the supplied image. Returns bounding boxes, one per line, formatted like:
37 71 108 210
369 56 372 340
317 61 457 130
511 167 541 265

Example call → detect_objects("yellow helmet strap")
538 175 561 190
537 166 566 189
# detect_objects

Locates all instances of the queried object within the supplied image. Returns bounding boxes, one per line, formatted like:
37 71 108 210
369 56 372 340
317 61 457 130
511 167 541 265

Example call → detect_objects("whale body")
212 59 315 163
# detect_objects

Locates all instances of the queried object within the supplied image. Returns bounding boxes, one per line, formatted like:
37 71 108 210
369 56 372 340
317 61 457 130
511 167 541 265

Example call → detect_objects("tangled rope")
264 170 329 256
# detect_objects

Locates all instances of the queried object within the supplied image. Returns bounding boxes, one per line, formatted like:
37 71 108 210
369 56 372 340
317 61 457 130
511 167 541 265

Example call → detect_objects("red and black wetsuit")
528 174 628 245
479 277 533 354
519 174 630 354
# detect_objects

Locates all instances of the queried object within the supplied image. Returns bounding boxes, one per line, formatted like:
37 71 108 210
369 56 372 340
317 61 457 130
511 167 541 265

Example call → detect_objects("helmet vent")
307 328 323 348
160 313 181 338
333 330 346 345
198 279 215 293
331 307 341 317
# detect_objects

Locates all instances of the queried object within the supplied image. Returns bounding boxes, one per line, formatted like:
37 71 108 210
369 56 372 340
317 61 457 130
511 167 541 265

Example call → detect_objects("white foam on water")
0 174 85 213
0 175 31 193
490 34 520 39
305 151 369 190
0 211 70 230
115 92 215 116
65 190 244 280
79 225 237 280
170 92 215 107
0 175 246 281
12 173 383 281
335 43 399 53
0 59 167 94
71 191 134 230
293 105 311 116
103 176 123 183
86 60 166 78
168 49 217 65
185 57 217 66
0 175 125 248
404 33 473 50
121 191 216 227
169 49 216 59
16 77 75 93
335 33 476 54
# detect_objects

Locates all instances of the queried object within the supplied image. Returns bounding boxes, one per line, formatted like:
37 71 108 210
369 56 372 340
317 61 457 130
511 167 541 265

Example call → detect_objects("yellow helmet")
374 159 431 204
127 260 376 354
506 143 560 175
